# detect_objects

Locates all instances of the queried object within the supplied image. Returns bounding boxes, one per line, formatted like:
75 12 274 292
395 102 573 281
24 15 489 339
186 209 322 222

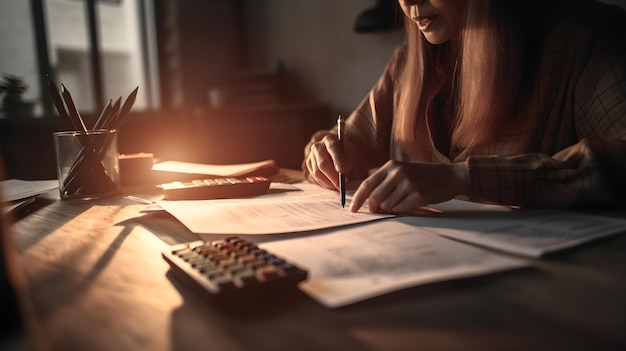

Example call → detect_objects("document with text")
156 182 626 256
261 219 528 308
157 183 393 235
399 205 626 257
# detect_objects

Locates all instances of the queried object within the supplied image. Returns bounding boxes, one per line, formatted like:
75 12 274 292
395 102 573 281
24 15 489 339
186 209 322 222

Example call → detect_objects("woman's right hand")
304 133 344 190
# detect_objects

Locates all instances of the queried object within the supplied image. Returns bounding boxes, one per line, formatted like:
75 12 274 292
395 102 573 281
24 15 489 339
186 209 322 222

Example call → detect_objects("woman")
303 0 626 213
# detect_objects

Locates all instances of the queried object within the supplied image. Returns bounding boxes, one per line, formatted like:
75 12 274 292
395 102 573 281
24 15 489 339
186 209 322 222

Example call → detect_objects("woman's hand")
350 160 469 213
304 134 344 190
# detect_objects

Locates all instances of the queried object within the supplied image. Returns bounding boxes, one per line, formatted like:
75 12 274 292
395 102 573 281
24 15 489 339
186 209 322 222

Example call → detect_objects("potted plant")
0 73 34 118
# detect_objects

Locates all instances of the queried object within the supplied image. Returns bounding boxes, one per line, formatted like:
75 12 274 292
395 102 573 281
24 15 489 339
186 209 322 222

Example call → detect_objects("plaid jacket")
304 1 626 208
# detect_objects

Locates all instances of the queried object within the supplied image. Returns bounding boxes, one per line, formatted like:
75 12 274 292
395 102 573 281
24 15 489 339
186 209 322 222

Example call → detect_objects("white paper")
152 159 275 177
261 220 528 308
398 208 626 257
1 179 58 202
157 183 393 234
157 182 626 256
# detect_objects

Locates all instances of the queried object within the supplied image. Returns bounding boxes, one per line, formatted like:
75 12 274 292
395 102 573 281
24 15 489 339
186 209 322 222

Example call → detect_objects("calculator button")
207 270 227 279
189 242 206 250
227 263 247 274
212 276 237 291
172 247 193 256
193 260 217 270
234 269 259 286
257 265 280 281
218 257 237 267
186 257 209 265
267 257 286 265
179 252 200 260
246 259 267 269
195 246 220 256
237 253 257 264
199 266 221 275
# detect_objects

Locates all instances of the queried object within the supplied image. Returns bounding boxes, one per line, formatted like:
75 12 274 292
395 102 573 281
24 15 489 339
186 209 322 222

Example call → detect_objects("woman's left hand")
349 160 469 214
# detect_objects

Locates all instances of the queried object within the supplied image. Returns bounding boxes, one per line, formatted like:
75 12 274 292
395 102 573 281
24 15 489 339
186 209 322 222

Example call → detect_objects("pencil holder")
53 129 120 200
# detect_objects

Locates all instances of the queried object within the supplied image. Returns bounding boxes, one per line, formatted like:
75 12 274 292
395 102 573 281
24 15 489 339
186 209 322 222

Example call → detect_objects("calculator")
157 176 271 200
162 237 308 301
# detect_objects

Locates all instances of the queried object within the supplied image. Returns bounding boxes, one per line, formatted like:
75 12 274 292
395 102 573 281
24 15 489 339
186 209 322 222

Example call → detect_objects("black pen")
337 115 346 208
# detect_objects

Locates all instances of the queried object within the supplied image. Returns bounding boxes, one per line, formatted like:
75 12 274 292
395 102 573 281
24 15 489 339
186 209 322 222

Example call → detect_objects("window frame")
29 0 159 119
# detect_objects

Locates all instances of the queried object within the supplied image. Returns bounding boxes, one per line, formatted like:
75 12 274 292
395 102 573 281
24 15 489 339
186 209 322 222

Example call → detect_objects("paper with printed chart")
260 219 528 308
398 203 626 258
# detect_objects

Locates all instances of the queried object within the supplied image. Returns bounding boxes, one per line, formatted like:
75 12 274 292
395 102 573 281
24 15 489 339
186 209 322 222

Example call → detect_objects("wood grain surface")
10 186 626 351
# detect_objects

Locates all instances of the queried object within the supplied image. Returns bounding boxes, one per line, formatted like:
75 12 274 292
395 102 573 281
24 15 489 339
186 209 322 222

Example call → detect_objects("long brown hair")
394 0 529 155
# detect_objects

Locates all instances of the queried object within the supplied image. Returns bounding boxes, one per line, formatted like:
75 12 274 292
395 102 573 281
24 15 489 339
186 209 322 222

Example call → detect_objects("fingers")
351 164 407 213
306 147 335 189
305 158 324 188
366 170 399 213
322 135 344 172
305 135 343 190
388 192 423 213
350 167 386 212
349 161 469 214
378 179 410 212
349 161 442 213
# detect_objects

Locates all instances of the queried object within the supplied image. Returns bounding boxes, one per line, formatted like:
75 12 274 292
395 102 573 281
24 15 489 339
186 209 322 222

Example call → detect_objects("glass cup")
53 129 120 200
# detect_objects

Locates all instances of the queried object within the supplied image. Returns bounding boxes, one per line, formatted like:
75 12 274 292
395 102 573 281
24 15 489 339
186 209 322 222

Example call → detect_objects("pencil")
93 99 113 130
60 84 111 194
337 115 346 208
61 84 89 133
47 77 71 126
55 84 138 196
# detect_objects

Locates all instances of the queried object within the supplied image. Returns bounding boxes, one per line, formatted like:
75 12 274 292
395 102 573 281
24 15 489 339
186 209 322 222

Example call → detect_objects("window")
0 1 40 117
0 0 159 119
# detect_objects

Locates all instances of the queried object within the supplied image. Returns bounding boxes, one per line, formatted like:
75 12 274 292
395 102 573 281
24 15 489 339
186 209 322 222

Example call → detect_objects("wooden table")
9 185 626 350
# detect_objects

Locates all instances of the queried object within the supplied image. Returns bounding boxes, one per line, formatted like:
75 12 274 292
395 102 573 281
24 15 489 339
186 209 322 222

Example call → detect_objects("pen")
337 115 346 208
